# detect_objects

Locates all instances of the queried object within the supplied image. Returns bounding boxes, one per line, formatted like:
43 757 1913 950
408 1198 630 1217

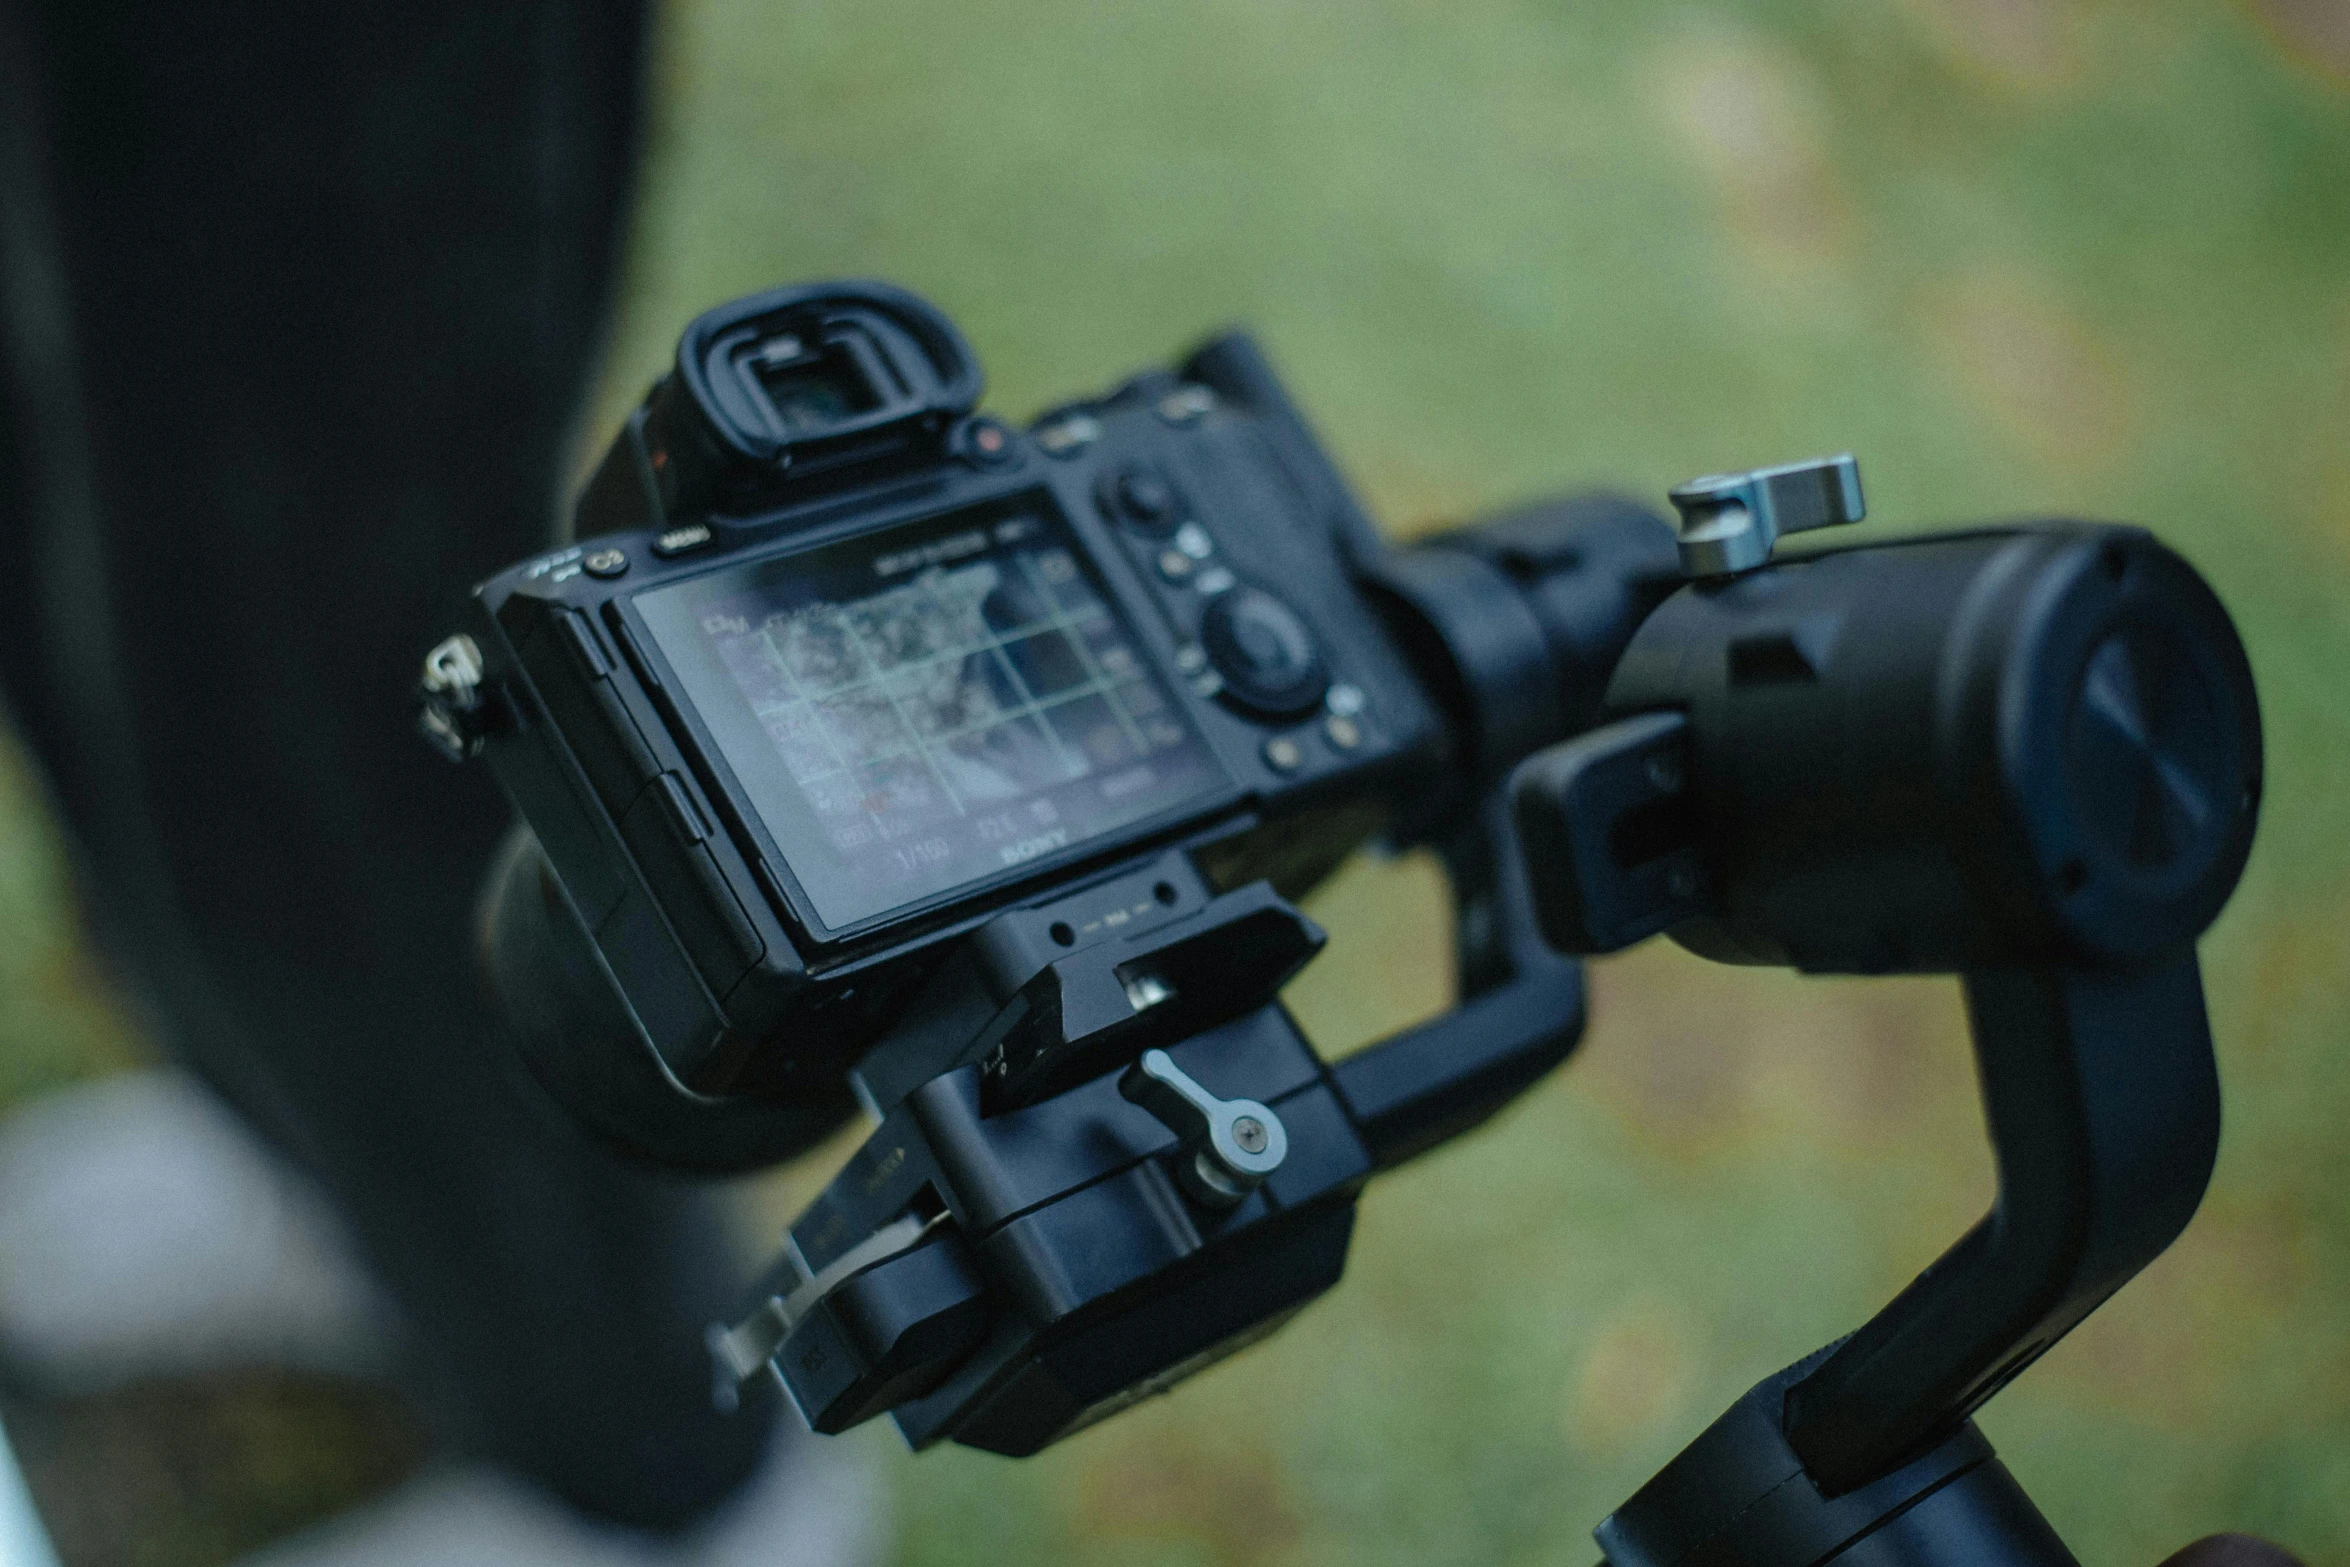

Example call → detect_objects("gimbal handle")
1784 954 2219 1492
1590 949 2225 1567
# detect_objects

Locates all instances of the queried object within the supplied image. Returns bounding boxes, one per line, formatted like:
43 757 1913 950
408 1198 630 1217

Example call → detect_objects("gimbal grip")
1783 954 2220 1494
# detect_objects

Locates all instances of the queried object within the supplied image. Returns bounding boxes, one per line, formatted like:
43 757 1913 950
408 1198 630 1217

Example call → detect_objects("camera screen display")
635 500 1226 932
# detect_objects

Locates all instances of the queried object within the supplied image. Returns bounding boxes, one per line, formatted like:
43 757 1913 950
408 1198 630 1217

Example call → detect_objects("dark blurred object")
1 1374 428 1567
2156 1536 2308 1567
0 0 780 1531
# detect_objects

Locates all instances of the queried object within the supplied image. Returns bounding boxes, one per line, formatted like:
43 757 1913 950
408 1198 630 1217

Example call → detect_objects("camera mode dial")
1200 586 1328 717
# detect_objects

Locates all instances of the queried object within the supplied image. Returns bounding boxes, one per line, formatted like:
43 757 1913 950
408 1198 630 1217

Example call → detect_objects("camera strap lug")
417 633 493 762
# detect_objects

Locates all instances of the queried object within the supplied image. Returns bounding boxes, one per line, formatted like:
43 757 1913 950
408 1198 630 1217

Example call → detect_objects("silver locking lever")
707 1209 941 1409
1667 454 1865 578
1117 1049 1288 1210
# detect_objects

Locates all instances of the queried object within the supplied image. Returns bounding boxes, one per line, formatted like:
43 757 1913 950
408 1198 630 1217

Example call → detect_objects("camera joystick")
1200 585 1328 716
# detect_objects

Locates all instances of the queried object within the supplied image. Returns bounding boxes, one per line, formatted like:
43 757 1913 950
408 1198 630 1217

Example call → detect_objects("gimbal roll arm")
1785 955 2219 1492
1331 787 1587 1171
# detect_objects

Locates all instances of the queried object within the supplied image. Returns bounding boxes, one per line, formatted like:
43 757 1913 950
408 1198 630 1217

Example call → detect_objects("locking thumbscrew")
1118 1049 1288 1210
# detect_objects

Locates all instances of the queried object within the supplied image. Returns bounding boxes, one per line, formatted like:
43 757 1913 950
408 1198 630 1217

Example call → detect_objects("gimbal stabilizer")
1516 460 2263 1565
447 278 2262 1553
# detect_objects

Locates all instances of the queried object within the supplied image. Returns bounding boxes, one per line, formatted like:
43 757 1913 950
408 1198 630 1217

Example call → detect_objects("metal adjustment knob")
417 634 489 762
1118 1049 1288 1210
1667 454 1865 578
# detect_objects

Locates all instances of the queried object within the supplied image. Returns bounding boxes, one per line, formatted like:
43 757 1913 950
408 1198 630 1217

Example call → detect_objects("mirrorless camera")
423 277 2270 1537
432 280 1455 1131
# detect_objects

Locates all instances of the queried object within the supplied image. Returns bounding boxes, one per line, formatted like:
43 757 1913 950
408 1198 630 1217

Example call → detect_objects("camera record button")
955 416 1018 468
1200 586 1328 717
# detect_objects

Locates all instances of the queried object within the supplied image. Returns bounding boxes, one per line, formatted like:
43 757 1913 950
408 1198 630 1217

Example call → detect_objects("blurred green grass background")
7 0 2350 1561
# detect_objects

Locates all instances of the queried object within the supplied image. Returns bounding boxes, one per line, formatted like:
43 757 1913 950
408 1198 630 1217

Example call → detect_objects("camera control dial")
1200 586 1328 717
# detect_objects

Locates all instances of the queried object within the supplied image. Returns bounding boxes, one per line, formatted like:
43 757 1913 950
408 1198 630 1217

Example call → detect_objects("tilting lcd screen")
634 500 1225 932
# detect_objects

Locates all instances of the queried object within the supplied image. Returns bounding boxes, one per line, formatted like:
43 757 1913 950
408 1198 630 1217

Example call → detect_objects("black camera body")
458 281 1442 1122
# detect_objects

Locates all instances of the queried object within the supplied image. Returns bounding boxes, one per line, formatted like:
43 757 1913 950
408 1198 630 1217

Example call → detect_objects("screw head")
1231 1116 1269 1155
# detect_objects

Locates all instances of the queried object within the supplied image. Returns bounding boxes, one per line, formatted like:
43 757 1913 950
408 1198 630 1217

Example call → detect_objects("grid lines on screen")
709 542 1190 857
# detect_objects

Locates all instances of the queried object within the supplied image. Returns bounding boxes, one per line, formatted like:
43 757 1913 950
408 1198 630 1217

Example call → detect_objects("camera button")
1323 715 1363 751
1262 735 1306 773
1155 385 1216 425
1173 522 1213 560
1103 464 1181 534
1034 413 1101 457
1201 586 1328 717
955 416 1018 468
653 522 714 558
1156 549 1195 582
583 548 629 579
